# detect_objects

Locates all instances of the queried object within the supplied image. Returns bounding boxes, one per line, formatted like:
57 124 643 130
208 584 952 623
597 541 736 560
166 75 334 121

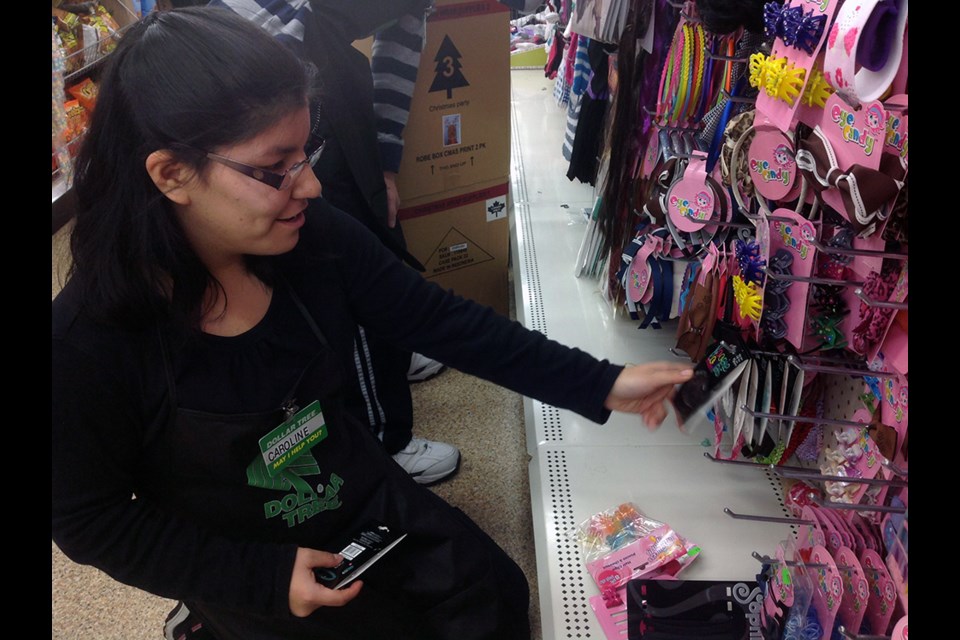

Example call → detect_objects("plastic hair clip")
766 60 806 106
733 275 763 321
801 69 833 108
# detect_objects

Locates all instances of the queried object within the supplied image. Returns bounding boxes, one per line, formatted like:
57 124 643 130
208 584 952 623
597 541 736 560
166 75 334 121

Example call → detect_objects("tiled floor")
51 69 568 640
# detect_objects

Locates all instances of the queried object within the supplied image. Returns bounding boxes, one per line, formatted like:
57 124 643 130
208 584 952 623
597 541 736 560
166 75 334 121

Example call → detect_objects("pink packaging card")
817 94 887 222
873 319 908 377
589 588 629 640
809 545 842 635
840 235 887 355
799 505 827 552
757 0 841 132
860 548 897 634
867 261 908 364
883 95 908 169
835 546 869 634
768 209 818 349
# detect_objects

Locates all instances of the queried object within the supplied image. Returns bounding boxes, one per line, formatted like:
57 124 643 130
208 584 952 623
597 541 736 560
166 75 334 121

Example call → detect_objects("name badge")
258 400 328 477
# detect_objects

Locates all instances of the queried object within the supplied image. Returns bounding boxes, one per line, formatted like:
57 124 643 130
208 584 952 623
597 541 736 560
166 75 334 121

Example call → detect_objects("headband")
823 0 909 105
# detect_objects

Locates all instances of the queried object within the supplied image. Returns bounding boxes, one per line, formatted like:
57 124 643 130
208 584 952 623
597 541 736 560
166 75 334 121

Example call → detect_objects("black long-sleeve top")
51 199 623 618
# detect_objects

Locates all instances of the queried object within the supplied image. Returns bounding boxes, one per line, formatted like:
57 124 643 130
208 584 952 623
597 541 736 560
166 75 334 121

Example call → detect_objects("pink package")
860 548 898 634
586 523 699 592
835 546 869 634
589 588 629 640
767 209 818 349
757 0 842 132
808 544 842 636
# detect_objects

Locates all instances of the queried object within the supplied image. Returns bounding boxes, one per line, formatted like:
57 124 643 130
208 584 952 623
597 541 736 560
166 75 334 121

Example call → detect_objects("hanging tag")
666 152 716 233
768 209 818 349
748 123 798 202
820 93 886 171
756 0 841 131
626 237 660 303
883 95 908 169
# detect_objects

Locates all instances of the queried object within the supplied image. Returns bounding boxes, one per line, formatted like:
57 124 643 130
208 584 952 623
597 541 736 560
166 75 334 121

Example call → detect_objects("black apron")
153 282 530 640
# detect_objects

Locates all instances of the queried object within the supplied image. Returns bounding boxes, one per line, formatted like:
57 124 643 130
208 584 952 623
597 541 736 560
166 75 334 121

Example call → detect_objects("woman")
52 8 693 640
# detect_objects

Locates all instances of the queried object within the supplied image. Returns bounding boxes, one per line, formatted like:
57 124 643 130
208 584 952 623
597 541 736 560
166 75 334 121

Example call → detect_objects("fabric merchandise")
566 38 613 185
52 202 626 639
544 26 565 79
562 91 582 161
571 34 592 96
694 30 763 149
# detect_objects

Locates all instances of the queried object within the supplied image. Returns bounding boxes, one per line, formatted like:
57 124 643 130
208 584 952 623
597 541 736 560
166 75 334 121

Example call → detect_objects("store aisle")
51 68 574 640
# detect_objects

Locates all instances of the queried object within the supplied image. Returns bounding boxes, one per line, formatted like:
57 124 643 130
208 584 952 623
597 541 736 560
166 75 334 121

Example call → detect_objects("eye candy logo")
831 104 880 156
670 193 711 221
885 114 908 160
750 158 791 185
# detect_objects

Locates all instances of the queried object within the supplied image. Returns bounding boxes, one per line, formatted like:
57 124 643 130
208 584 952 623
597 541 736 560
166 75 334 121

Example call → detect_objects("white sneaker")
391 437 461 485
407 353 447 382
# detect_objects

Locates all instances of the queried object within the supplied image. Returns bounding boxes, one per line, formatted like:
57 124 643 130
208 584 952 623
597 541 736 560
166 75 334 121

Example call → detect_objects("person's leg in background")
355 327 460 485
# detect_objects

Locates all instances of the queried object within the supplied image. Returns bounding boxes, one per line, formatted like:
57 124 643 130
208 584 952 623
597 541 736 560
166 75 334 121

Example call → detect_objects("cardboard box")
360 0 513 313
396 0 512 203
398 179 510 316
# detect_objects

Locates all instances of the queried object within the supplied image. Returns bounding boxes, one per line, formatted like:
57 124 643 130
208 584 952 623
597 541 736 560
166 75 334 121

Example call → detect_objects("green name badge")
259 400 328 477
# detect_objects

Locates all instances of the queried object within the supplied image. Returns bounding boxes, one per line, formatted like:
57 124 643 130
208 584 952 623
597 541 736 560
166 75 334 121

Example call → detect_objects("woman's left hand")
603 362 694 429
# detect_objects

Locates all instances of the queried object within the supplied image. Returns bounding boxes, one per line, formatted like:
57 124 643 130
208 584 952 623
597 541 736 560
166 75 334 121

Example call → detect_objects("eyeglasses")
201 138 326 191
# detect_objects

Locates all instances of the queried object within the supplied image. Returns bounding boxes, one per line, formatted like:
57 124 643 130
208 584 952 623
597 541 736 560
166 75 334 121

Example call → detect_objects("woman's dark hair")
695 0 778 35
69 7 315 330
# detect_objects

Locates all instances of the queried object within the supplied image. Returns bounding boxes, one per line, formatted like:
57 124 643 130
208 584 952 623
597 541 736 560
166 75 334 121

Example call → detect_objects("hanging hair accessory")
733 275 763 321
800 67 833 108
764 2 827 55
764 58 806 106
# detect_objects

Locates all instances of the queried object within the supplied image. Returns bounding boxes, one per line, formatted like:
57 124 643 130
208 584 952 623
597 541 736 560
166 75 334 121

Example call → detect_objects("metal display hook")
812 495 907 514
723 507 815 526
853 287 908 310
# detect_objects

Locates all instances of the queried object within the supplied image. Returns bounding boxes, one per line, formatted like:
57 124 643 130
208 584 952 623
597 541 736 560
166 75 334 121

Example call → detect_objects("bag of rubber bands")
569 502 702 596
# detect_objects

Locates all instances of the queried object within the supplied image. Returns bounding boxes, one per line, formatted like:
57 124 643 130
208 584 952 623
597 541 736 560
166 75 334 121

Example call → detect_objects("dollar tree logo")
429 35 469 99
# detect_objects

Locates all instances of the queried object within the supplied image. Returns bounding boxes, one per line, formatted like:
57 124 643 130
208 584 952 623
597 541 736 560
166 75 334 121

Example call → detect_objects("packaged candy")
68 77 99 113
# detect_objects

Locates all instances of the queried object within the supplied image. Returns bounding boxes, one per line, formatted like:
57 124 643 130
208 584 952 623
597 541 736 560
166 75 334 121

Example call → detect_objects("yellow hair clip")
765 59 806 106
733 275 763 321
801 68 833 108
748 52 769 89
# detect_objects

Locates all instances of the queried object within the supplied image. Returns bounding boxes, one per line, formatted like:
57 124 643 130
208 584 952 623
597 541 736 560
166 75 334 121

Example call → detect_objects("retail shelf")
508 69 789 639
527 445 790 640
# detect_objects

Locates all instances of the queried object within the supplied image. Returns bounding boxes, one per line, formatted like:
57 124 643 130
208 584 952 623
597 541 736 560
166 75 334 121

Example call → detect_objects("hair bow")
764 2 827 55
795 127 904 234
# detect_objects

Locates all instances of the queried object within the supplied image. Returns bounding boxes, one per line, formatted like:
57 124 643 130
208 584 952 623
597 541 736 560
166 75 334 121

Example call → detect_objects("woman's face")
175 105 322 269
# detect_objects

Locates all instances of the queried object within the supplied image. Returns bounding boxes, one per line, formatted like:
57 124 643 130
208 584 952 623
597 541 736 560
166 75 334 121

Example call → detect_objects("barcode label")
340 542 366 560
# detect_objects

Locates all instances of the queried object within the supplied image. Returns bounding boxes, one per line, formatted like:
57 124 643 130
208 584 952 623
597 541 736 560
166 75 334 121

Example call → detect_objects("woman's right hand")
288 547 364 617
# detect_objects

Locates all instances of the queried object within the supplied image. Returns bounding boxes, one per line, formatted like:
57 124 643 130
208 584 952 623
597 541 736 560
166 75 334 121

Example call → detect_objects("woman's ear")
145 150 195 205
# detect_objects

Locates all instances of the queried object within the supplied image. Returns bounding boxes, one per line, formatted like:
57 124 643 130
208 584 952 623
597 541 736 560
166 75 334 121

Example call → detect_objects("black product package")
671 341 749 438
626 579 763 639
313 522 407 589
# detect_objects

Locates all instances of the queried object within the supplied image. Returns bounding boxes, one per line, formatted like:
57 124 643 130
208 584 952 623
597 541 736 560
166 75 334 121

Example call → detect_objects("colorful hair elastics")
763 2 827 55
